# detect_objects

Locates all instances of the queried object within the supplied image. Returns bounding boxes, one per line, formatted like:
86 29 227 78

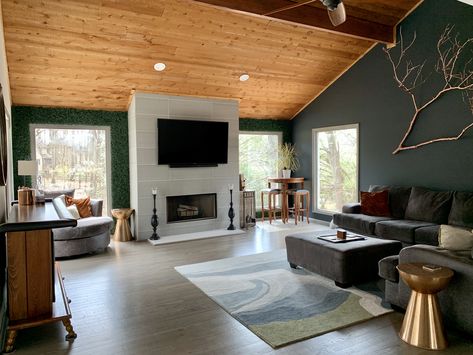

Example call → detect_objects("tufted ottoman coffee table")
286 231 402 288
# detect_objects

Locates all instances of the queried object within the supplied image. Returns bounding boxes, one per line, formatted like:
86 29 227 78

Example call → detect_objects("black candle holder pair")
149 186 236 240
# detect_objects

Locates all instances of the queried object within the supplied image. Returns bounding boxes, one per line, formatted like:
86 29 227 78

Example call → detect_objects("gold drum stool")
111 208 134 242
397 263 454 350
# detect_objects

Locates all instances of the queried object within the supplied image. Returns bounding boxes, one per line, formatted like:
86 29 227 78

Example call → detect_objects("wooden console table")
0 202 77 352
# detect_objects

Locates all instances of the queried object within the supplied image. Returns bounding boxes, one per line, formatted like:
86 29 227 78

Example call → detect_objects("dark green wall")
239 118 292 143
292 0 473 221
12 106 130 209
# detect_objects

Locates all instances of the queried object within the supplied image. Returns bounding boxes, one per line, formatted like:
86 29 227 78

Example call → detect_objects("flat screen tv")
157 118 228 167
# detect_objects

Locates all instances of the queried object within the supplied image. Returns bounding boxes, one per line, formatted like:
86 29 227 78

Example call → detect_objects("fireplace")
166 193 217 224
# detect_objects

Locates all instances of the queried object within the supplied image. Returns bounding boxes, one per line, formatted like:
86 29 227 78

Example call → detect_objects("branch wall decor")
384 25 473 154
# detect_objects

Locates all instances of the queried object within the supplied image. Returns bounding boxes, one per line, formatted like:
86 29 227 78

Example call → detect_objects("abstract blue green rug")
175 249 392 348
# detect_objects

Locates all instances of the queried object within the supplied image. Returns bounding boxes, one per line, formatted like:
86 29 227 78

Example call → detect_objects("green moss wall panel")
239 118 292 143
12 106 130 209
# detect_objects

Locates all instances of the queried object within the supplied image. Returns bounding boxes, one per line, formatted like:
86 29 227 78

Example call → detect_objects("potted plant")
278 143 300 178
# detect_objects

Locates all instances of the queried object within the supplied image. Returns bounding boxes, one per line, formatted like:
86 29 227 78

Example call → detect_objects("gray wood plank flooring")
11 224 473 354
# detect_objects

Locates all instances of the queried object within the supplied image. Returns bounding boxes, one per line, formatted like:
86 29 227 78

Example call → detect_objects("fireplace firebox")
166 193 217 223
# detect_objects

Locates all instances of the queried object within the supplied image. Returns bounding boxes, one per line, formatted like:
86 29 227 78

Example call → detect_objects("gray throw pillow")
404 187 452 224
448 191 473 229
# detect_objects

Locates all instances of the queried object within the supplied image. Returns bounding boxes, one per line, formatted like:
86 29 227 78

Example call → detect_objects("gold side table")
397 263 454 350
112 208 134 242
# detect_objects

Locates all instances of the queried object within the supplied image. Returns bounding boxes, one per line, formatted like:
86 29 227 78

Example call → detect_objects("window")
31 125 111 214
239 132 281 209
312 124 358 214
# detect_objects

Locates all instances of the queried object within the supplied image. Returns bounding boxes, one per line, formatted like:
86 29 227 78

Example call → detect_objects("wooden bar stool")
261 188 282 224
288 189 310 225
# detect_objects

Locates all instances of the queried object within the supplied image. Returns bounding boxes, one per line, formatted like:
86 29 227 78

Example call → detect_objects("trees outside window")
313 124 358 214
239 132 281 209
32 126 111 214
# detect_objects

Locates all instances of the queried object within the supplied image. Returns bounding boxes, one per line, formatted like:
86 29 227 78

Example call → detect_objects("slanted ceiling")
2 0 422 119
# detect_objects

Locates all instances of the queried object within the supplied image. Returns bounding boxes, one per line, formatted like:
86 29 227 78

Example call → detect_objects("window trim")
30 124 113 214
311 123 359 216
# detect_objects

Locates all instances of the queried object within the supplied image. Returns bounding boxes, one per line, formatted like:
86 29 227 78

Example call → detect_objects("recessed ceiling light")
239 73 250 82
154 62 166 71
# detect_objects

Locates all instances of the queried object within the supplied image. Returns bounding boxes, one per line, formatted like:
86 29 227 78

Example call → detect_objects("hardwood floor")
12 224 473 354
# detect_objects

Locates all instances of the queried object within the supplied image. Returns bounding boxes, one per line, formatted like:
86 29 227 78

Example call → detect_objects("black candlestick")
149 192 160 240
227 188 235 230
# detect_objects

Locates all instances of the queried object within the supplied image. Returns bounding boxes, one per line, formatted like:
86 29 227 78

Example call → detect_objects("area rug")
175 249 392 348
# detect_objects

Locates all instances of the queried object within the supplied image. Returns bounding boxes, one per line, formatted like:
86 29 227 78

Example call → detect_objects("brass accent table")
397 263 454 350
112 208 134 242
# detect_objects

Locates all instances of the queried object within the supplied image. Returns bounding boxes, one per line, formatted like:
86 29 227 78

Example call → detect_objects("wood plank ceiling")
2 0 422 119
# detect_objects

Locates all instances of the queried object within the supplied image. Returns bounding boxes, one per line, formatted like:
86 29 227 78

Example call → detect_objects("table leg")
399 290 447 350
63 318 77 341
3 329 17 353
283 183 288 223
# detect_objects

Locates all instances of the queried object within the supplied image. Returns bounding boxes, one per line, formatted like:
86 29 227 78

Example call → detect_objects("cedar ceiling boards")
2 0 422 119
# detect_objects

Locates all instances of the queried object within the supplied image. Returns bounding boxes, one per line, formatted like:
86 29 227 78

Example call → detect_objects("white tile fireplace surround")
128 92 239 241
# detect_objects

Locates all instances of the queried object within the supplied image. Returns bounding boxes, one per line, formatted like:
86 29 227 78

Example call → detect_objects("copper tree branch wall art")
384 25 473 154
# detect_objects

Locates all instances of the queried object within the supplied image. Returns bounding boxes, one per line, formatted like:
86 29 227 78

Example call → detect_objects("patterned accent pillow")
65 196 92 218
360 190 390 217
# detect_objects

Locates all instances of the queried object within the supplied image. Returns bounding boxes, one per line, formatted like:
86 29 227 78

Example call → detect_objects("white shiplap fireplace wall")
128 92 239 240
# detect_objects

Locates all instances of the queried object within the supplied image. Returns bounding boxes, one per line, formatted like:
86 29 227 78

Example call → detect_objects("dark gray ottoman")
286 231 402 288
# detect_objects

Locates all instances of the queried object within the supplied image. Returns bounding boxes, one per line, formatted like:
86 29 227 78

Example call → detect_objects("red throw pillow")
360 190 390 217
65 196 93 218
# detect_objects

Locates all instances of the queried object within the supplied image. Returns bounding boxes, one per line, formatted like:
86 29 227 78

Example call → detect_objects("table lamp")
17 160 38 205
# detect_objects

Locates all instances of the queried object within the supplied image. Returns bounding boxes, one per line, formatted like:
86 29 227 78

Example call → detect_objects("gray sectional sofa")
333 185 473 246
334 185 473 336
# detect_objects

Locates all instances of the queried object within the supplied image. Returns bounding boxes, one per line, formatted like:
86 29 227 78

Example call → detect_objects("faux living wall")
239 118 292 143
11 106 130 209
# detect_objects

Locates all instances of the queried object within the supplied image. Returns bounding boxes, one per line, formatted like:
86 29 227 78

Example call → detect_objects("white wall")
0 1 13 222
128 92 239 240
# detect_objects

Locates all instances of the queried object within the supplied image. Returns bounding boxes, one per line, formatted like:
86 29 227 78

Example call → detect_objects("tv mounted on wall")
157 118 229 167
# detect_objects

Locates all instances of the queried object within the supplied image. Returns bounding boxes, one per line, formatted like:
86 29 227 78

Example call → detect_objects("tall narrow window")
239 132 281 209
313 124 358 214
31 125 111 214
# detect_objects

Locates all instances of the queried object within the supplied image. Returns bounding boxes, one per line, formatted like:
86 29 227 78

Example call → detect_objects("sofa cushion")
360 190 390 217
439 224 473 251
375 219 436 244
404 187 452 224
53 216 113 241
414 225 439 246
40 189 75 198
369 185 411 219
378 255 399 282
448 191 473 229
332 213 392 235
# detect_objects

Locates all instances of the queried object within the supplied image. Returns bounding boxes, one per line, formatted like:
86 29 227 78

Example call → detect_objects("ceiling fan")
264 0 347 27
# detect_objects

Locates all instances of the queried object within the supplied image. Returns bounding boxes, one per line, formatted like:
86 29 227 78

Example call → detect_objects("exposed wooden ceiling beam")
192 0 395 44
